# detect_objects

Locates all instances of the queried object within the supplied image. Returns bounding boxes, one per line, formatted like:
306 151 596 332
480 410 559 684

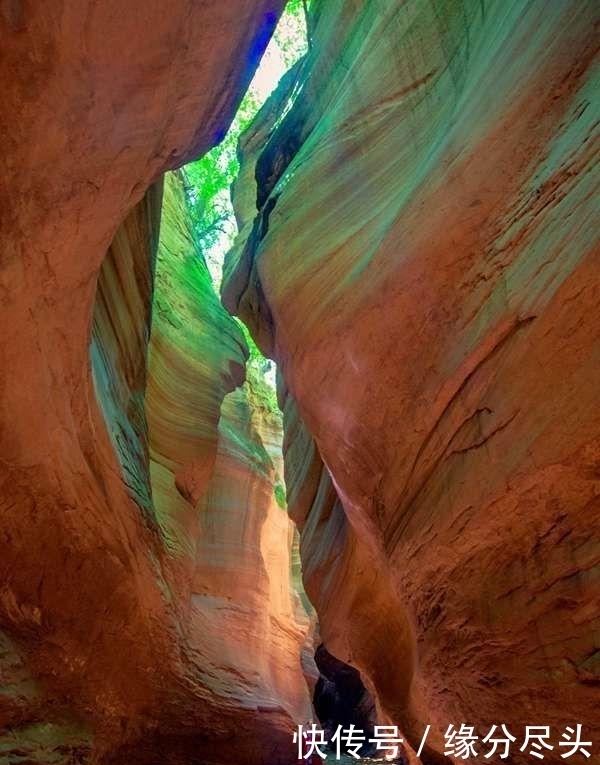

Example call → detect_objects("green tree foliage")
183 89 260 281
183 0 308 283
182 0 309 412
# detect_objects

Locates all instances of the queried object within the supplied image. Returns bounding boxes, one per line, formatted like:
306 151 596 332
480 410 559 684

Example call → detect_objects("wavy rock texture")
0 1 320 762
223 1 600 763
143 171 312 761
92 182 163 518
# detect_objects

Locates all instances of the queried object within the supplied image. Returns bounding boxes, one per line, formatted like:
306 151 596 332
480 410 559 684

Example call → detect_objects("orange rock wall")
144 171 312 760
0 2 321 762
224 1 600 763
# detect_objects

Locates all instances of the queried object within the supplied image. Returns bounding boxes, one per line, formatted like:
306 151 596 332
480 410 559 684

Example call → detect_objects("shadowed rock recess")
0 1 598 765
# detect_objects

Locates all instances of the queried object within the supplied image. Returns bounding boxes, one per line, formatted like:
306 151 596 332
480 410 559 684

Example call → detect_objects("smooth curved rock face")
92 181 164 518
0 1 320 762
224 1 600 761
143 172 312 759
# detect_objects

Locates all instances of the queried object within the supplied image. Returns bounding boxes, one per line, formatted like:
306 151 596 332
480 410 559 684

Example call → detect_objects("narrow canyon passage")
1 1 599 765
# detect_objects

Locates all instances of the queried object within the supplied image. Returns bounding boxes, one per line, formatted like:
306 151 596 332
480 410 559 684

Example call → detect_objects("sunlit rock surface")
223 1 600 763
144 171 312 760
0 1 321 762
3 0 599 762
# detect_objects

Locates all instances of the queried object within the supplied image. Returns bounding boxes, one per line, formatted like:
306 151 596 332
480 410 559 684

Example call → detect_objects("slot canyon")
0 1 599 764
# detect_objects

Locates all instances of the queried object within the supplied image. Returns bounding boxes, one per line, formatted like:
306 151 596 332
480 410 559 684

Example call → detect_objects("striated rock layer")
223 1 600 763
141 171 312 763
0 1 318 762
